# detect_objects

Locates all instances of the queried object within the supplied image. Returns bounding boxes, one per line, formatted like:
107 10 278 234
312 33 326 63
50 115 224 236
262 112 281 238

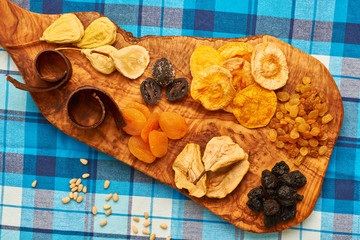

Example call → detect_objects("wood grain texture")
0 0 344 233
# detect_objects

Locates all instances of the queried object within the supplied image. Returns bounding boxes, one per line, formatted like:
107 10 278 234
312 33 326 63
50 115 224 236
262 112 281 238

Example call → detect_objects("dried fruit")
152 58 175 86
251 42 289 90
92 206 97 215
191 65 235 111
111 45 150 79
76 195 84 203
318 145 328 155
277 91 290 102
159 112 188 139
322 113 333 124
125 102 150 119
148 130 168 158
190 45 224 77
233 84 277 128
128 136 156 163
76 17 116 49
141 112 160 143
166 78 189 101
81 45 117 74
271 161 289 176
217 42 253 62
221 58 255 91
122 108 147 135
140 78 162 105
268 129 277 142
144 212 149 219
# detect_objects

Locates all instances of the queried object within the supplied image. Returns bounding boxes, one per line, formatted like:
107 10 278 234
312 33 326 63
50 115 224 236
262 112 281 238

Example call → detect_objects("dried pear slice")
172 143 206 198
76 17 117 49
233 84 277 128
251 42 289 90
191 65 235 111
218 42 253 62
82 45 117 74
202 136 245 172
221 57 255 91
206 154 249 198
110 45 150 79
190 46 224 78
41 13 84 44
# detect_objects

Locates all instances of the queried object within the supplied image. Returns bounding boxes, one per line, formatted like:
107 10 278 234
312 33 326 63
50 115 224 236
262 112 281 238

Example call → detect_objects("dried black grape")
263 199 280 216
264 213 280 229
166 78 188 101
280 205 296 222
246 198 264 213
152 58 175 87
140 78 162 105
288 170 307 188
271 161 290 176
261 170 278 189
247 186 265 200
277 185 298 206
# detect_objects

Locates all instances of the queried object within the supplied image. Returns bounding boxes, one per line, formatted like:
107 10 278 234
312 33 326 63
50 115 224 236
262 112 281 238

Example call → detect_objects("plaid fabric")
1 0 360 239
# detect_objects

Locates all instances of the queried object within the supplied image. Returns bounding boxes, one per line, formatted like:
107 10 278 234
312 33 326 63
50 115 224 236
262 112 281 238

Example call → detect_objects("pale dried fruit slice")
217 42 253 62
190 45 224 78
251 42 289 90
81 45 117 74
191 65 235 111
111 45 150 79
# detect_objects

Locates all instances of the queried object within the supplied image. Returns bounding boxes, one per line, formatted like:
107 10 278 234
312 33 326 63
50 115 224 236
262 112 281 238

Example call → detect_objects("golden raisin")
289 129 300 139
302 77 311 85
268 129 277 142
308 109 319 119
294 155 304 166
289 105 299 118
275 141 285 149
309 138 319 147
299 147 309 156
277 128 286 136
277 91 290 102
310 127 321 136
322 114 333 124
276 111 284 120
159 112 188 139
318 145 328 155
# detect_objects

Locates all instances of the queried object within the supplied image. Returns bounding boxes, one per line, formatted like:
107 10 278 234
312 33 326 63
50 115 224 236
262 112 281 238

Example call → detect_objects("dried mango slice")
191 65 235 111
251 42 289 90
81 45 117 74
190 46 224 78
233 84 277 128
41 13 84 44
76 17 117 49
218 42 253 62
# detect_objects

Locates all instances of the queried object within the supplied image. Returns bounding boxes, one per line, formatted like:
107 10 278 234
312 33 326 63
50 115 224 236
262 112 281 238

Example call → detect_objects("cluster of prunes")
246 161 307 228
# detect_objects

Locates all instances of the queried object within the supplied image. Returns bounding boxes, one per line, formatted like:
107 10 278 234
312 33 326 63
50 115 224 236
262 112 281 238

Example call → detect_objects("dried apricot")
148 130 168 158
125 102 151 119
122 108 147 135
141 112 160 143
128 136 156 163
159 112 188 139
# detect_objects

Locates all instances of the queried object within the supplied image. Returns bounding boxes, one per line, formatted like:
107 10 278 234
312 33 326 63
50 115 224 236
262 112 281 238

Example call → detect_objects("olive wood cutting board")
0 0 344 233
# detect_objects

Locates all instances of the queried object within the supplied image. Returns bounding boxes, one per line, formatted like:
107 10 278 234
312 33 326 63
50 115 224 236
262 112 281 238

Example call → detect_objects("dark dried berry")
247 186 265 200
246 198 264 213
152 58 175 86
277 185 298 206
264 199 280 216
264 213 280 229
288 170 307 188
296 194 304 202
265 188 278 200
166 78 188 101
140 78 162 105
280 205 296 222
278 173 292 187
261 170 278 189
271 161 290 176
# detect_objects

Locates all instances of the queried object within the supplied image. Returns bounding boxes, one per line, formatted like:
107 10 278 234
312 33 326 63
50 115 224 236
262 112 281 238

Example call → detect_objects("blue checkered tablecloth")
0 0 359 239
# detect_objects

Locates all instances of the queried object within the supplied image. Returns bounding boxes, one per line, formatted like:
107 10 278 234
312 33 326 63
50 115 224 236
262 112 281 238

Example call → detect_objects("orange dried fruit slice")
128 136 156 163
141 112 160 143
121 108 147 135
149 130 168 158
191 65 235 111
217 42 253 62
190 45 224 78
233 84 277 128
251 42 289 90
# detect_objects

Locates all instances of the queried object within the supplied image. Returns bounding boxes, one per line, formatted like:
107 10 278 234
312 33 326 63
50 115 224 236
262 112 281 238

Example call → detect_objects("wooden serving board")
0 0 344 233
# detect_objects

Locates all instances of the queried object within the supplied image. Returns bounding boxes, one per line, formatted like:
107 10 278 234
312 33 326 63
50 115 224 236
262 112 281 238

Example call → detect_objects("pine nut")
75 178 82 186
142 229 150 235
99 220 107 226
150 233 156 240
80 158 88 165
113 193 119 202
69 178 77 184
143 220 151 227
166 236 171 240
160 223 168 229
32 180 37 188
144 212 149 219
71 186 78 192
103 204 111 210
78 184 83 192
105 209 112 216
105 193 113 201
73 192 78 200
133 217 140 222
62 197 70 204
104 180 110 189
77 195 83 203
70 183 76 189
82 173 90 179
92 206 97 215
69 192 74 199
132 225 138 234
83 186 87 193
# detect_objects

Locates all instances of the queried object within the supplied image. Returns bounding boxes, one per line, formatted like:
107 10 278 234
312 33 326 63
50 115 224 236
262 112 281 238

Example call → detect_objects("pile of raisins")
246 161 307 228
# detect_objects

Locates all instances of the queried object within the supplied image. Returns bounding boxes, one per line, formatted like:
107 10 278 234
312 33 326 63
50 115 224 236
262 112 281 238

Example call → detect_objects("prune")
277 185 298 206
280 205 296 222
246 198 264 213
271 161 290 176
152 58 175 86
278 173 292 186
140 78 162 105
261 170 278 189
247 186 265 200
263 199 280 216
265 188 277 200
166 78 188 101
264 213 280 229
288 170 307 188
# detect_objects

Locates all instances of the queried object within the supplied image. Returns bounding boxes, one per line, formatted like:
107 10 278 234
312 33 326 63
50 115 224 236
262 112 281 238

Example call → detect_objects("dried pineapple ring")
251 42 289 90
190 46 224 78
191 65 235 111
233 84 277 128
217 42 253 62
221 57 255 91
